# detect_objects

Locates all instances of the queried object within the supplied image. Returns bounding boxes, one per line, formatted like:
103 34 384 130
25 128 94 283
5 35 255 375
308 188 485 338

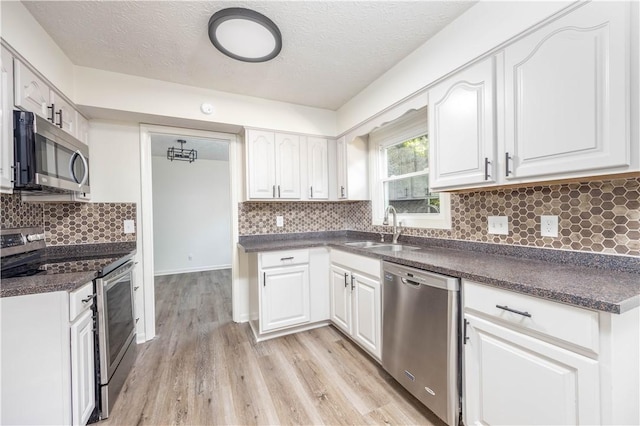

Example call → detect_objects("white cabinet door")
274 133 301 199
1 47 14 193
70 309 95 426
503 1 630 180
76 112 90 145
13 58 52 120
429 56 496 190
50 92 76 137
330 264 351 334
247 130 276 199
261 264 310 332
336 136 348 199
352 273 381 360
464 314 600 425
307 137 329 199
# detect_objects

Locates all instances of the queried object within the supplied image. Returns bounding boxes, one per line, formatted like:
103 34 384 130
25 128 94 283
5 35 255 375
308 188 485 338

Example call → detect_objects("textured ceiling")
23 1 476 110
150 134 229 161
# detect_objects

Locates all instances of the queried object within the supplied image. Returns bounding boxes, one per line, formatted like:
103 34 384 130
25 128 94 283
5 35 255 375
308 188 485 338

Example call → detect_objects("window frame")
369 108 452 229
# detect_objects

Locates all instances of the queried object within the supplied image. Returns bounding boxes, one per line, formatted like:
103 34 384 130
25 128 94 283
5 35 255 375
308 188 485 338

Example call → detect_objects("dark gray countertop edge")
1 243 137 298
238 232 640 315
239 231 640 273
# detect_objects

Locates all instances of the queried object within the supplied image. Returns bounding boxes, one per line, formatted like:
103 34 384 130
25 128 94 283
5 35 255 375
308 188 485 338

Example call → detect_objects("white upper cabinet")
1 47 14 193
306 136 329 199
429 56 496 190
503 1 631 180
75 112 90 145
246 129 300 199
50 92 76 137
335 136 348 199
274 133 301 199
246 130 277 198
13 58 51 120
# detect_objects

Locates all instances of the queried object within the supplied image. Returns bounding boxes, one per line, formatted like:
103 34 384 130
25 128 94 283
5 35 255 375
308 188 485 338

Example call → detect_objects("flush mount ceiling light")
167 139 197 163
208 7 282 63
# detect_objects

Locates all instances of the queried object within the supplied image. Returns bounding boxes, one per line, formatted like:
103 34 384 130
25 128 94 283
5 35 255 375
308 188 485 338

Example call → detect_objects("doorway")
139 125 240 341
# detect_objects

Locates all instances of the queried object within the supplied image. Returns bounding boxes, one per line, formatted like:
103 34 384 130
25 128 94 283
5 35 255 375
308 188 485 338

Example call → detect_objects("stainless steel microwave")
13 110 90 194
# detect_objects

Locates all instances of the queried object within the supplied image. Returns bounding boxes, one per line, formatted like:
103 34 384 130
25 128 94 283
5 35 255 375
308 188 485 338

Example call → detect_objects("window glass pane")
385 135 428 177
384 175 440 214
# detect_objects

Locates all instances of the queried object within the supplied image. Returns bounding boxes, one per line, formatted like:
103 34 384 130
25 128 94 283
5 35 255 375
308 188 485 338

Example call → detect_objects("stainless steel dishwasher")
382 261 460 426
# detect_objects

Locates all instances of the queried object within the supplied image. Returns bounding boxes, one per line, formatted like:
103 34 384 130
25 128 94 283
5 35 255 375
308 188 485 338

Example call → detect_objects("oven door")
96 261 136 383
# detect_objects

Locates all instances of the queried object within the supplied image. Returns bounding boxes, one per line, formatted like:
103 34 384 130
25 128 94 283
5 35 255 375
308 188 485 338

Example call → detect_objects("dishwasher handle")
401 277 421 287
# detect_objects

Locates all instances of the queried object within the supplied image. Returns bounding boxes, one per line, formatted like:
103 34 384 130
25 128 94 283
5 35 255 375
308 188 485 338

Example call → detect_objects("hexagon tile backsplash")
239 177 640 256
1 194 137 245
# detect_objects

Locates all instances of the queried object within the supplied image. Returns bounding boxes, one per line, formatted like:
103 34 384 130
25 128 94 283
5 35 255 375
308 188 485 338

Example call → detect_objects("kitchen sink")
343 241 421 252
343 241 385 248
370 244 421 252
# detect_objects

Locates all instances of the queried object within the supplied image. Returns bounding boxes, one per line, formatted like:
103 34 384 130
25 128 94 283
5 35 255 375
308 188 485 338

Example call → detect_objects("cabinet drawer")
69 281 94 320
463 280 599 353
260 249 309 268
330 249 381 279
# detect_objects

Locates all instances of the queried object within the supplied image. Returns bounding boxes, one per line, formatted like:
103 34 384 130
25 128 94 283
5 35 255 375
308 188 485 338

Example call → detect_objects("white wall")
151 156 232 275
88 119 147 341
336 1 573 133
0 1 75 97
74 66 337 136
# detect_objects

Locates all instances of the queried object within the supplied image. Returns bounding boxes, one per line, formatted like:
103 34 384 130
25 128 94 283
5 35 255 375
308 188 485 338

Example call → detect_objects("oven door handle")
101 261 136 291
69 150 89 187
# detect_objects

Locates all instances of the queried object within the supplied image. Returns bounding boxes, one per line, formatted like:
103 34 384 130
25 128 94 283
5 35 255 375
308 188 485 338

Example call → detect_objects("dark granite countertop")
238 232 640 315
1 242 136 298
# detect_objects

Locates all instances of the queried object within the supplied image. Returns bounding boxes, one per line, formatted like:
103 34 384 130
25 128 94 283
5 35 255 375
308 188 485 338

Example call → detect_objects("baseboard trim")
154 264 232 276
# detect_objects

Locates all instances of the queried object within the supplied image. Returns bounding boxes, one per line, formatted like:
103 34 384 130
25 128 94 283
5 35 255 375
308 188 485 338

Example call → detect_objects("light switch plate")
276 216 284 227
540 215 559 237
488 216 509 235
123 220 135 234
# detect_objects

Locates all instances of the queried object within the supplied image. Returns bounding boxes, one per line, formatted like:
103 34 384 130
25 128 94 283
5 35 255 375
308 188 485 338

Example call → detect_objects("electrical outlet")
123 220 135 234
276 216 284 227
540 215 559 237
488 216 509 235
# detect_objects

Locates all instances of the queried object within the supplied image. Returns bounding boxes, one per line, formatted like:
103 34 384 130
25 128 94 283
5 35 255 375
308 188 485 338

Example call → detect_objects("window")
370 108 451 229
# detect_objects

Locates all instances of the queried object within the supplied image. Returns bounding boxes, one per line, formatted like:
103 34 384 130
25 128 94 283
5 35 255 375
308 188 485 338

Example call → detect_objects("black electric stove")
1 227 130 279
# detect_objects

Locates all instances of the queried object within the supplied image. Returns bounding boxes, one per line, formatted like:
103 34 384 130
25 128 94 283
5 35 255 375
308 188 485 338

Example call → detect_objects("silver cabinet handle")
343 272 348 288
350 274 355 291
340 186 345 198
484 157 491 180
47 103 55 122
272 185 276 198
280 256 294 261
496 304 531 318
310 186 313 198
278 185 281 198
55 109 63 128
505 152 512 177
263 272 266 287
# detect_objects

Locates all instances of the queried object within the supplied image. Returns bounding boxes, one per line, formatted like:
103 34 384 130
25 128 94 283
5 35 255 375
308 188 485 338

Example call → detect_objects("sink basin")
370 244 421 252
343 241 421 252
343 241 385 248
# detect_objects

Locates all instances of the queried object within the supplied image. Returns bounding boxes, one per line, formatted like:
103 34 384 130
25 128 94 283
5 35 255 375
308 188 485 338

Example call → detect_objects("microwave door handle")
69 150 89 187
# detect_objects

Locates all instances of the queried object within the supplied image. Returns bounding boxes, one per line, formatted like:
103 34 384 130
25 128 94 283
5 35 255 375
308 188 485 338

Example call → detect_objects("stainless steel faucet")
383 205 402 243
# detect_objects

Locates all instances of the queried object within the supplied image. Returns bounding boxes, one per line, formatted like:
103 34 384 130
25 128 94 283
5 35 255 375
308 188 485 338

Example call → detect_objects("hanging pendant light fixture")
167 139 197 163
208 7 282 63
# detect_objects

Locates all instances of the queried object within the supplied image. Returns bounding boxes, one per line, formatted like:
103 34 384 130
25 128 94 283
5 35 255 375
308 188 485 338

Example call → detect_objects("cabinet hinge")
463 319 470 345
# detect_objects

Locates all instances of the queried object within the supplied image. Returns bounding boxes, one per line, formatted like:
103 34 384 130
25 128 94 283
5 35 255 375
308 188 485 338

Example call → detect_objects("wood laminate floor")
102 270 443 425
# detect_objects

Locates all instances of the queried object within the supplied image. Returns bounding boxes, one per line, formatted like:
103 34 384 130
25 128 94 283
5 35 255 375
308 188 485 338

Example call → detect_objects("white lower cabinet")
463 280 640 425
71 309 96 426
261 264 310 332
0 282 96 425
464 313 599 425
249 248 330 340
330 249 382 360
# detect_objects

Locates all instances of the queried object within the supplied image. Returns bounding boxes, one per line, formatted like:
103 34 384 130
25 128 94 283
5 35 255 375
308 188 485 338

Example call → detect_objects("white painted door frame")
139 124 241 341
